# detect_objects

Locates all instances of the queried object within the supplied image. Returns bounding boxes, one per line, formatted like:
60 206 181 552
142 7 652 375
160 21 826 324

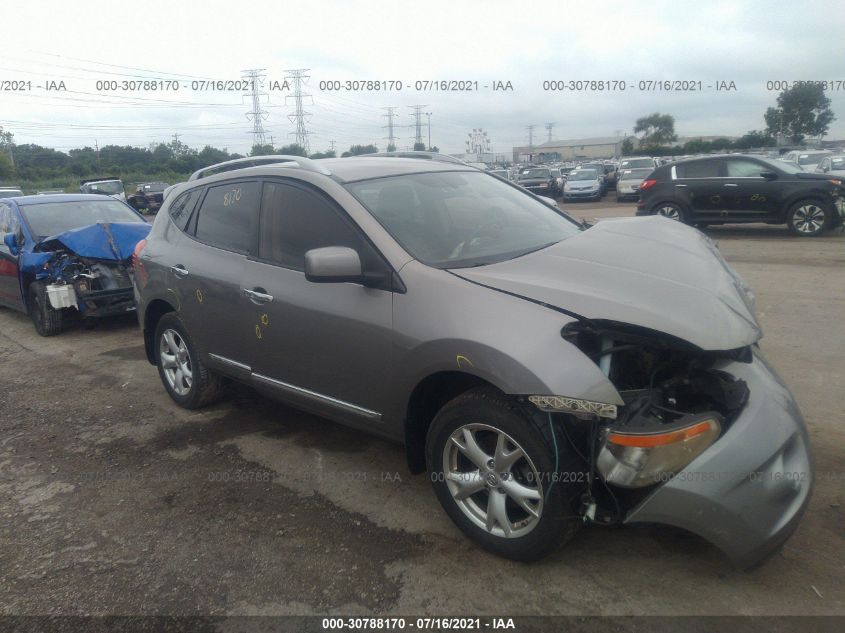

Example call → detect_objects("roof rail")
189 155 332 181
355 151 471 166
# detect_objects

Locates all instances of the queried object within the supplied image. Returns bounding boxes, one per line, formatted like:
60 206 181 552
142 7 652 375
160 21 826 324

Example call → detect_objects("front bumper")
564 189 600 199
624 348 813 568
78 287 136 317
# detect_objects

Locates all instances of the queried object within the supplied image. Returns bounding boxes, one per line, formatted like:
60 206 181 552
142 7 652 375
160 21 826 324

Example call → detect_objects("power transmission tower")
242 68 269 147
329 140 336 154
545 122 555 142
285 69 313 153
410 105 427 148
382 107 399 150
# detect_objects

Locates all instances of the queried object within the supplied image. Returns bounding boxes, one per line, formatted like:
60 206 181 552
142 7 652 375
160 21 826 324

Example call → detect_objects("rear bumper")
624 348 813 568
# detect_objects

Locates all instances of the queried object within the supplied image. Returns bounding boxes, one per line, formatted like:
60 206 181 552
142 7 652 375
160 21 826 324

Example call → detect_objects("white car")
616 168 653 201
815 155 845 178
783 150 832 172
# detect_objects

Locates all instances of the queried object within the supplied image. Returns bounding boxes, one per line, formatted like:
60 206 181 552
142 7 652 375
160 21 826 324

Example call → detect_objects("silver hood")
452 216 761 351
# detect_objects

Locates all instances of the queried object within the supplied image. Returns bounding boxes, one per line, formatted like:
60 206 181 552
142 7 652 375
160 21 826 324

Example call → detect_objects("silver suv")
134 155 811 565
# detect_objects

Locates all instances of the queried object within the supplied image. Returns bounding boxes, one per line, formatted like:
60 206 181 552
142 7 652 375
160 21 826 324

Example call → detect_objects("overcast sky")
2 0 844 155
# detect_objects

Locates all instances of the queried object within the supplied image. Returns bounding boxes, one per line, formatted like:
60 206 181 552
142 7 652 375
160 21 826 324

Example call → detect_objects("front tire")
426 387 585 561
154 312 222 409
28 282 63 336
787 199 830 236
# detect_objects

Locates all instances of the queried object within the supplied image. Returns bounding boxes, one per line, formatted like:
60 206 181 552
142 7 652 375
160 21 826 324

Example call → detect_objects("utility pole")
545 122 555 143
410 105 427 148
382 107 398 151
95 140 100 170
285 68 313 154
426 112 432 150
329 140 336 155
242 68 269 147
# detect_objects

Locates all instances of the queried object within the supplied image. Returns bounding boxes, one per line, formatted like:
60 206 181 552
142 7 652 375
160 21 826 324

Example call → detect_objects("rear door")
673 159 727 219
243 179 394 428
0 203 24 310
722 157 781 220
175 179 260 372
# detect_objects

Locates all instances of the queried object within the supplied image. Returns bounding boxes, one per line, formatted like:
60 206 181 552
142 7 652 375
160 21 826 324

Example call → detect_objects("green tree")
275 143 307 157
764 83 835 143
413 141 426 151
387 143 396 152
620 137 634 155
634 113 677 147
341 144 378 157
250 143 276 156
733 130 775 149
309 150 336 159
0 152 14 179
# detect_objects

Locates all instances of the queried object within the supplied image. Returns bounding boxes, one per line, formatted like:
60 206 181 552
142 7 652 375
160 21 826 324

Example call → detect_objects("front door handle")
170 265 189 278
724 183 739 187
243 288 274 304
674 184 688 188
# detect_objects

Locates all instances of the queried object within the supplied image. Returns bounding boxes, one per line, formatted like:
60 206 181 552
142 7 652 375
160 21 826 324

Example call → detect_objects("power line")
242 68 268 147
286 69 313 153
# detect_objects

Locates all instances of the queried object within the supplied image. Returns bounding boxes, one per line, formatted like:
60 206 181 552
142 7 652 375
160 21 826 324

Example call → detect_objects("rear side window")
676 161 721 179
259 181 372 271
726 160 766 178
194 181 260 253
168 189 200 232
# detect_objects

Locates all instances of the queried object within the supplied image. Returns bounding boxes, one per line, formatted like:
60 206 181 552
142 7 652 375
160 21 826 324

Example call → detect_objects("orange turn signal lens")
608 420 716 448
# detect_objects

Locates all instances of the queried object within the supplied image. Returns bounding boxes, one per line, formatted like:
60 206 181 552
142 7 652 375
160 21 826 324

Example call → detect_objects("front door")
245 179 394 428
0 204 24 310
722 158 781 220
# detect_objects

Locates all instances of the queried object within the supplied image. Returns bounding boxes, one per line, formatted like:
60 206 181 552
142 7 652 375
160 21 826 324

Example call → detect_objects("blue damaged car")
0 194 150 336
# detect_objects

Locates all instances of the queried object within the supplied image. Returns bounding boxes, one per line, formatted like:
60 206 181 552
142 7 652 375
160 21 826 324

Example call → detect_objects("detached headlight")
597 414 722 488
564 183 572 192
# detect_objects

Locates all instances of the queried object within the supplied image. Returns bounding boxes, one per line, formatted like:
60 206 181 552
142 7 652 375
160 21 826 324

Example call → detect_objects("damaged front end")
23 222 150 318
540 320 813 567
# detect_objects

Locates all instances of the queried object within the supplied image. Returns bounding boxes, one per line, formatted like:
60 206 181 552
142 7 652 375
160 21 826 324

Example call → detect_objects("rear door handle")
724 183 739 187
674 184 688 188
243 288 274 304
170 265 189 278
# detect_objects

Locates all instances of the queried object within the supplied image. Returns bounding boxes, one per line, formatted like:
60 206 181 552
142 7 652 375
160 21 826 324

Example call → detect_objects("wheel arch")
143 298 177 364
780 194 831 223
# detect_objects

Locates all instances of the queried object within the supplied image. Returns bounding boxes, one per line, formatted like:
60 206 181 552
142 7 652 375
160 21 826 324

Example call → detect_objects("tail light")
131 238 147 269
639 178 657 191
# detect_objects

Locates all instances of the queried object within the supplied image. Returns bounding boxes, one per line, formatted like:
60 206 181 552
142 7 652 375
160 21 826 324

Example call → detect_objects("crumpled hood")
451 217 761 351
34 222 151 260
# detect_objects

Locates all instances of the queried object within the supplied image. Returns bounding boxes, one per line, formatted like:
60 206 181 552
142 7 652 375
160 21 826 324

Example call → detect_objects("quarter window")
194 181 260 253
259 182 371 271
168 189 200 232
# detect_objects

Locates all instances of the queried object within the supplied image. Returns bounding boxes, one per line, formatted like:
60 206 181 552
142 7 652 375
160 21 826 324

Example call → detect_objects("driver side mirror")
304 246 363 284
760 171 778 181
3 232 19 256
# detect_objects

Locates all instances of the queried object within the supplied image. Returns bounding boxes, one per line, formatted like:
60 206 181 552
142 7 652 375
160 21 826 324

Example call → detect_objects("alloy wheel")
442 423 544 538
159 328 193 396
792 203 826 234
657 205 681 221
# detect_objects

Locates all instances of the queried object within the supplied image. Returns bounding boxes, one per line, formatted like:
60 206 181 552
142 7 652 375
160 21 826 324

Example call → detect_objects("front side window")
346 171 581 268
259 181 370 271
194 181 259 253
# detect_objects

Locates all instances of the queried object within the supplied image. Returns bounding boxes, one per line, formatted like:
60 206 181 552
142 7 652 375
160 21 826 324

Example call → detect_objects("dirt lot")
1 200 843 619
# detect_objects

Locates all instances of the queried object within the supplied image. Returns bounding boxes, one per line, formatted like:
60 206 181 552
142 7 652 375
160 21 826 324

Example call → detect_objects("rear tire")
28 282 63 336
787 199 831 237
154 312 222 409
426 387 586 561
654 203 686 223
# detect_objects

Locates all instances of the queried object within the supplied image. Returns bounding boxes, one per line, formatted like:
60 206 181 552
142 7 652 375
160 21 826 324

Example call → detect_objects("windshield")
142 182 168 192
20 199 144 238
520 169 550 179
619 168 652 180
568 170 599 181
831 157 845 169
83 181 124 195
620 158 654 169
346 171 582 268
798 152 831 165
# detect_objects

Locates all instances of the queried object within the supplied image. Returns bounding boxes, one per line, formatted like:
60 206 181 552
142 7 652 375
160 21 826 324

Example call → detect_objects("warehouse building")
512 137 624 163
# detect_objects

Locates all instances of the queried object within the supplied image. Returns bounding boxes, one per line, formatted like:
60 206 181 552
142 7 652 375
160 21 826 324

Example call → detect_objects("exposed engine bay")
38 249 135 317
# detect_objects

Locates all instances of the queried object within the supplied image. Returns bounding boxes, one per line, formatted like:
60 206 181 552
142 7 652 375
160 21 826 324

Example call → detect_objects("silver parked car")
616 167 653 201
134 155 812 565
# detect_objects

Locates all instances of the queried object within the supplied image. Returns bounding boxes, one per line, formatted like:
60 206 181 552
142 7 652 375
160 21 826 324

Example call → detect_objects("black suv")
636 155 845 236
517 167 558 198
127 182 170 213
